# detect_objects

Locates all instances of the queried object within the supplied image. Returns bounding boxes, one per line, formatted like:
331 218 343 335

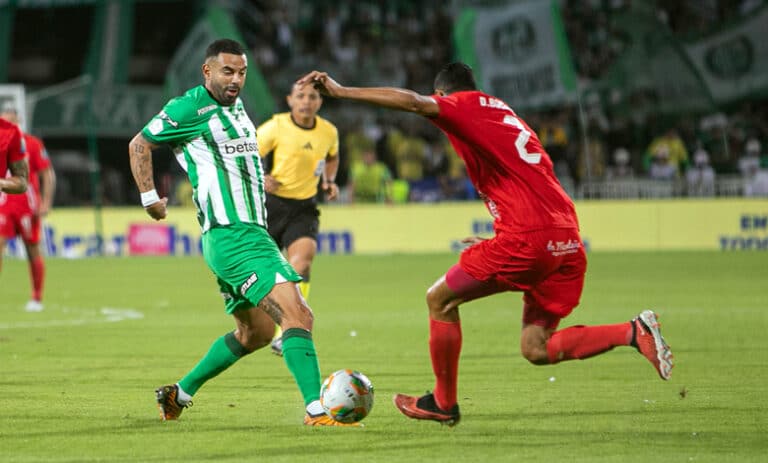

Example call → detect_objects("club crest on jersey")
240 273 258 296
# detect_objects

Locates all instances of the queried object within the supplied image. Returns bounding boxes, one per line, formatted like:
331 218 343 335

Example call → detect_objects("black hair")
205 39 246 60
433 62 477 94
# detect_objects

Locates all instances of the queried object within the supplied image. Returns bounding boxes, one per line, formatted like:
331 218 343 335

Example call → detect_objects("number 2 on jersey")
503 114 541 164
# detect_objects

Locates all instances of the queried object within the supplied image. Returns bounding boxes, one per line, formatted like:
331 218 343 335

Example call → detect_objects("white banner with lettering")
465 0 577 109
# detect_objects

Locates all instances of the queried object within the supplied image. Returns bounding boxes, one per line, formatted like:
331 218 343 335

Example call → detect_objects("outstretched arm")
297 71 440 117
129 132 168 220
38 165 56 216
0 159 28 194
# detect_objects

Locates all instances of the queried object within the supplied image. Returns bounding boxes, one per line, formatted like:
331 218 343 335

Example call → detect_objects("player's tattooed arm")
129 132 167 220
129 134 157 192
0 159 29 193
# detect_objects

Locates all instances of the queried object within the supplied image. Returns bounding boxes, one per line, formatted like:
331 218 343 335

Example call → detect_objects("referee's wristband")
140 189 160 207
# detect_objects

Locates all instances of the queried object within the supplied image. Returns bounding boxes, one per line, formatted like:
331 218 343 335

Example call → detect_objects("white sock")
175 383 192 405
306 399 324 415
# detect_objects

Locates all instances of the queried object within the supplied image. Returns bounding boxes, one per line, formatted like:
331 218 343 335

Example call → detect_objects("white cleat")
632 310 674 380
270 336 283 356
25 300 44 312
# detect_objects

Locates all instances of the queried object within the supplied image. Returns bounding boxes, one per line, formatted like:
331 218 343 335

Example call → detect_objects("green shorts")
202 223 301 314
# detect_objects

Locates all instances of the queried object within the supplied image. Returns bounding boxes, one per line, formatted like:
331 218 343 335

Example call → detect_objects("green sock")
282 328 321 405
178 332 248 396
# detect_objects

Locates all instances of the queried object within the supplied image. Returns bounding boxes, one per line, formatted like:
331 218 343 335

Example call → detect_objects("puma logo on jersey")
302 142 313 150
158 111 179 128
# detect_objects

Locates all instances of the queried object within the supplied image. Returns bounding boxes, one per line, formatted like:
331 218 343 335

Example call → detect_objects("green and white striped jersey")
142 85 267 232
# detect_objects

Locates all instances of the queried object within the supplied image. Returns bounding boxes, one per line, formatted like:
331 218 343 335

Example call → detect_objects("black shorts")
265 193 320 249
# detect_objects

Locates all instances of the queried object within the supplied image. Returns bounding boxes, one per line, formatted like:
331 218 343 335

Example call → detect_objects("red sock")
29 256 45 301
546 323 632 364
429 318 462 411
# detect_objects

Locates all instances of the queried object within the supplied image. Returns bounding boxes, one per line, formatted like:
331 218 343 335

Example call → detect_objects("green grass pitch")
0 251 766 462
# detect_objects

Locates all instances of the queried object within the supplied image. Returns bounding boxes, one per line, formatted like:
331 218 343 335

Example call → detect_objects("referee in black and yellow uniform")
256 82 340 355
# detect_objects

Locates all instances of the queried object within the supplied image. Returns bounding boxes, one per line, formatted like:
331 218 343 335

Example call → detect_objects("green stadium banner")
683 6 768 104
597 8 715 115
588 4 768 116
165 5 275 122
455 0 578 109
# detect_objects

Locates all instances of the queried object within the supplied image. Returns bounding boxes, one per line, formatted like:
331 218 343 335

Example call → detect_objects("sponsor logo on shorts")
240 273 258 295
547 239 580 256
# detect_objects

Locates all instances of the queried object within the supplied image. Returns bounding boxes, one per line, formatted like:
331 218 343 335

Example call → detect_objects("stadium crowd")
222 0 768 203
8 0 768 205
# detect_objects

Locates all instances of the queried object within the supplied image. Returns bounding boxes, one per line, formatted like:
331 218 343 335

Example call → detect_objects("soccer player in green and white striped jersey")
128 39 354 426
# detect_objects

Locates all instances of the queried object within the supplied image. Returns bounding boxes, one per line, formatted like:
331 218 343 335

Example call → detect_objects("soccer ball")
320 369 374 423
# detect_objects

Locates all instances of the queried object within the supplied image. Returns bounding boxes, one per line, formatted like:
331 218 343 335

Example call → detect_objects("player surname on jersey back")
478 96 512 112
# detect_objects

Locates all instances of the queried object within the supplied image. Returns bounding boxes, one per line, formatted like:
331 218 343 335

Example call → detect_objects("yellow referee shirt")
256 113 339 200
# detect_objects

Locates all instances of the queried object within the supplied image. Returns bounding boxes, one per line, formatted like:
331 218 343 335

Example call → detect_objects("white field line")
0 307 144 330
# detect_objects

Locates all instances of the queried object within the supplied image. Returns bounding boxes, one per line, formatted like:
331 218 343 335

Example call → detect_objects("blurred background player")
0 103 56 312
0 114 28 195
129 39 354 426
1 105 35 306
299 63 674 426
256 81 340 355
0 109 28 195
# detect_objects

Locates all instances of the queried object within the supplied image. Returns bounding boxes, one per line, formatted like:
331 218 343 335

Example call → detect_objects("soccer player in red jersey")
299 63 673 425
0 118 27 195
0 105 55 312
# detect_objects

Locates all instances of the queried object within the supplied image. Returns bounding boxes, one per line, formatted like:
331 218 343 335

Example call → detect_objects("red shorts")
447 228 586 330
0 201 41 244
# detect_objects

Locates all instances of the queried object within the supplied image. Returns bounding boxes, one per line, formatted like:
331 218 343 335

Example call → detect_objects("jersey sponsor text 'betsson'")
142 86 267 232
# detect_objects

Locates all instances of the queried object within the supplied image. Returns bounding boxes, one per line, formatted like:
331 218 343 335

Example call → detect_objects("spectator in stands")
343 121 375 167
445 153 476 201
645 128 689 178
348 148 392 203
738 138 764 177
685 148 716 197
739 138 768 196
393 124 427 183
424 139 452 197
606 147 635 180
647 145 677 181
538 110 572 182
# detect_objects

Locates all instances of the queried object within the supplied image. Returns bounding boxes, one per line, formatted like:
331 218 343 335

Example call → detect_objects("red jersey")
0 118 26 177
431 91 578 234
2 133 51 210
